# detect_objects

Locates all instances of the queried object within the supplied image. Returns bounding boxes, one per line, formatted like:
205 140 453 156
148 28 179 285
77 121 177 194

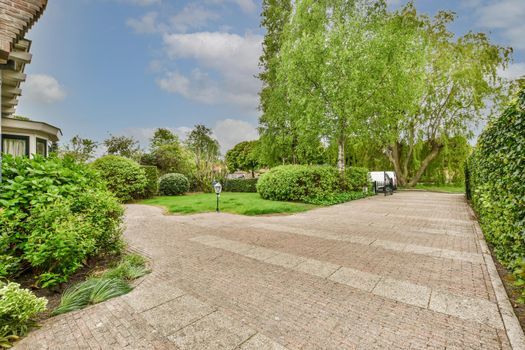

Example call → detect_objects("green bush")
224 178 258 192
342 167 370 191
468 87 525 300
305 191 370 205
0 155 123 287
257 165 341 202
0 281 47 346
141 166 159 198
91 155 147 202
158 173 190 196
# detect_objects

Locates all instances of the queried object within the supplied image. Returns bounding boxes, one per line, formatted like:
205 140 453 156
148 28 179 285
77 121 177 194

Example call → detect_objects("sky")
17 0 525 154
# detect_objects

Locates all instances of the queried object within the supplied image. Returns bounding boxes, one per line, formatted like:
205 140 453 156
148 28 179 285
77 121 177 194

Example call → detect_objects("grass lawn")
401 184 465 194
139 192 317 216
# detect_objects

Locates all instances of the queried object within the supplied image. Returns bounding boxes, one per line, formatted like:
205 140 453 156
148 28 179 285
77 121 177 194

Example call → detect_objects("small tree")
225 141 260 177
150 128 178 150
62 135 98 163
103 134 141 160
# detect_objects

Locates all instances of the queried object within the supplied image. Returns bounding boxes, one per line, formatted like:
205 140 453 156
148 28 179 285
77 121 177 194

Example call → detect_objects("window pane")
3 138 27 157
36 140 47 156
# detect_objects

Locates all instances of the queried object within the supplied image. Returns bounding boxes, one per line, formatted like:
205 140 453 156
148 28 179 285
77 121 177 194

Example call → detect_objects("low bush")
158 173 190 196
141 166 159 198
468 87 525 301
256 165 341 202
0 155 123 287
304 191 370 205
342 167 370 191
224 178 258 192
91 155 147 202
0 282 47 346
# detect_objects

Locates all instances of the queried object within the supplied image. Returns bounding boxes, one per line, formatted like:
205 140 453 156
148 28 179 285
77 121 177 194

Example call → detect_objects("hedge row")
224 178 258 192
468 87 525 300
256 165 370 204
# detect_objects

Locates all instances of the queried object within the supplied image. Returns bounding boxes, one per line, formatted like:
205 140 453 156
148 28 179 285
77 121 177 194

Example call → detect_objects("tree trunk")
337 138 345 172
388 142 406 186
407 141 443 187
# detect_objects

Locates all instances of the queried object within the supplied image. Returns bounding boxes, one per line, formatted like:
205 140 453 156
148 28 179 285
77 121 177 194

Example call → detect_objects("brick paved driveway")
16 192 525 349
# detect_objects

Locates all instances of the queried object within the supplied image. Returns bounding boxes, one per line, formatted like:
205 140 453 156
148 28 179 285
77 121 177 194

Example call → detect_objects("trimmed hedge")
257 165 340 202
224 178 258 192
468 87 525 300
91 156 147 202
342 166 370 191
159 173 189 196
141 165 159 198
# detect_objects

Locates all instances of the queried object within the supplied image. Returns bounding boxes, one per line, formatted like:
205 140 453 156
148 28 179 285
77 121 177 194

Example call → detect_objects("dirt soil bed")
494 256 525 331
14 253 121 321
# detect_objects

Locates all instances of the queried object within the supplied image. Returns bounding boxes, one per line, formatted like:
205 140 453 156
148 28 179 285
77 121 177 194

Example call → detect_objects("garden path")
16 192 525 349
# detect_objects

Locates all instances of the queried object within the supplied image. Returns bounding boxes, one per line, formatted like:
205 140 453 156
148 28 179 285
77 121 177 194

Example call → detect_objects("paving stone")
372 277 431 308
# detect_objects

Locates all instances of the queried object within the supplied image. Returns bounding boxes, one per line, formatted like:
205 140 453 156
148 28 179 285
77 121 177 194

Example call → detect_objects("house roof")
1 117 62 142
0 0 48 119
0 0 48 62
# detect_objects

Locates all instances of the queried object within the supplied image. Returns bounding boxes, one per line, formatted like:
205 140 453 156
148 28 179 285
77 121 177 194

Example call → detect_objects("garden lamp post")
213 181 222 212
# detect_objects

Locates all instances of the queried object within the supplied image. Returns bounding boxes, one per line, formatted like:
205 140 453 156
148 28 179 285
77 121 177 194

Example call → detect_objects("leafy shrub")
468 87 525 300
100 254 149 281
158 173 190 196
0 155 123 287
91 155 147 202
224 178 258 192
305 191 370 205
257 165 341 202
342 167 370 191
141 166 159 198
0 282 47 345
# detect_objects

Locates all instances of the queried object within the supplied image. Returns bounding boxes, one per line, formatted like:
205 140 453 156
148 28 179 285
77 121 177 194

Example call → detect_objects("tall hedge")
468 87 525 299
141 165 159 198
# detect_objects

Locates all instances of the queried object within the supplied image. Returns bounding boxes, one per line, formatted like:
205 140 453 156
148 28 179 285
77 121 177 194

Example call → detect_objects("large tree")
264 0 421 171
225 140 261 177
185 125 220 164
62 135 98 163
383 6 512 186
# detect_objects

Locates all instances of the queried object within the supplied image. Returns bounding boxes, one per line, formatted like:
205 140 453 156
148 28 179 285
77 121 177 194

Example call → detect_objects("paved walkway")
16 192 524 349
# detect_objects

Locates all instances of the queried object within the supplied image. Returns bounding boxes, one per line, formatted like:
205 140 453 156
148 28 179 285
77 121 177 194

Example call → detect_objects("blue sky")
17 0 525 153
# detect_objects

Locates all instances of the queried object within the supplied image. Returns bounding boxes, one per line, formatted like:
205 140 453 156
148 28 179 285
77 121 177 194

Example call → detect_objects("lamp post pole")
213 181 222 213
216 193 220 213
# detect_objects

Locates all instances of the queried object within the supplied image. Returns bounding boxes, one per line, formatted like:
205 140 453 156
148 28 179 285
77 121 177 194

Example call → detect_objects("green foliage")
141 166 159 198
185 125 220 162
53 254 148 316
52 278 131 316
61 135 98 163
158 173 190 196
0 155 123 287
305 191 370 206
150 128 179 150
223 178 258 193
225 141 261 175
103 134 141 160
468 87 525 300
257 165 341 202
341 167 370 192
0 282 47 347
91 155 147 202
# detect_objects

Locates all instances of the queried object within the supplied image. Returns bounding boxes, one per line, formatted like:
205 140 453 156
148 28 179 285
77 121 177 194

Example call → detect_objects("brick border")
469 205 525 349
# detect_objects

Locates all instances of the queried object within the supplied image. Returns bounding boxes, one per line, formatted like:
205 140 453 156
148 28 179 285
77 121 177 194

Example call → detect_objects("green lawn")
139 192 317 216
401 184 465 194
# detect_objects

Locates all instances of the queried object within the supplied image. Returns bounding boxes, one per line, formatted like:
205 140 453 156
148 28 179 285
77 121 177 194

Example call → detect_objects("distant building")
0 0 60 158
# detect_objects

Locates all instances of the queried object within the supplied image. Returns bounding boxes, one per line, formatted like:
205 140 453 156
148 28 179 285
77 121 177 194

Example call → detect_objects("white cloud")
213 118 258 153
160 31 262 110
126 12 158 34
476 0 525 49
498 62 525 80
170 4 219 33
23 74 66 104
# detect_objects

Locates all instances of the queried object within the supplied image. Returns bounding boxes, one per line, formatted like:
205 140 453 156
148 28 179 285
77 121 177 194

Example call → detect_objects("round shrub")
159 173 190 196
256 165 340 202
91 155 147 202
